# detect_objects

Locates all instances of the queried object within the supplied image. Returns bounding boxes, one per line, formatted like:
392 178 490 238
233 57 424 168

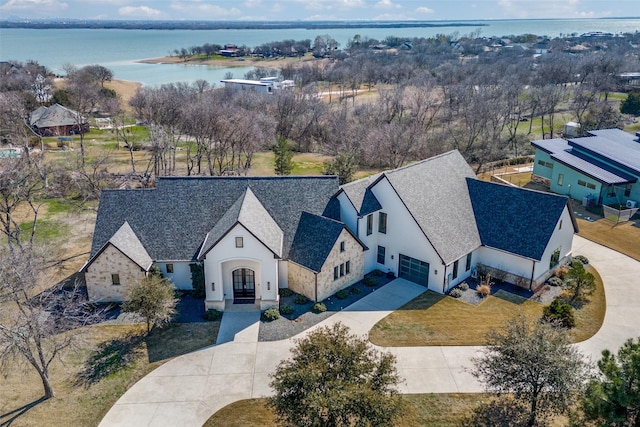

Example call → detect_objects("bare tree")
0 246 100 399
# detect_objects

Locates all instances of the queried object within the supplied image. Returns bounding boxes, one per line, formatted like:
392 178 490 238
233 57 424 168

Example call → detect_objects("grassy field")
577 217 640 262
369 266 604 347
0 322 220 427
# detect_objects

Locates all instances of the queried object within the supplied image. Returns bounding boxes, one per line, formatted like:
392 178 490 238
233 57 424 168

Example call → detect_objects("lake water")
1 18 639 86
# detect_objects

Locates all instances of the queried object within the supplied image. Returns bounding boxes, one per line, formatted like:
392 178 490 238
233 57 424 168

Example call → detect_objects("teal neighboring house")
531 129 640 208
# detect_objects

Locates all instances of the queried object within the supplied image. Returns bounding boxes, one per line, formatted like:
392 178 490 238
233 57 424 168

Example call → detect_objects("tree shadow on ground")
73 334 145 388
0 397 47 427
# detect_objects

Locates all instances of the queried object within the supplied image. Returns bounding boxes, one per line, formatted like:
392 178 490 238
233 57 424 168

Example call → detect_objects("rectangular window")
545 162 553 168
345 260 351 275
334 266 339 280
366 214 373 236
377 245 386 265
559 219 563 230
378 212 387 234
578 180 587 187
166 263 174 274
340 263 344 277
111 274 120 286
235 236 243 248
557 173 564 186
550 248 561 269
607 185 616 197
340 241 345 252
625 184 632 197
537 159 545 166
452 260 459 280
465 253 472 271
587 183 596 190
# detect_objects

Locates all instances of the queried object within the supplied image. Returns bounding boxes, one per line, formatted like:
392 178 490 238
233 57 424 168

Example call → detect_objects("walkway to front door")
232 268 255 302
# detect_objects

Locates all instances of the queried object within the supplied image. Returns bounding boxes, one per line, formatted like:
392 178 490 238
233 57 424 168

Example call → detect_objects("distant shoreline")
138 55 313 70
0 20 487 31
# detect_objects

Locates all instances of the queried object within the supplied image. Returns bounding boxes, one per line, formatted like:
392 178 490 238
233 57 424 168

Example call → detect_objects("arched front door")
232 268 255 301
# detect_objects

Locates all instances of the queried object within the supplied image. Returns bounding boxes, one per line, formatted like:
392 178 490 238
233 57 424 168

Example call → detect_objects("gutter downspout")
442 263 447 293
529 260 536 291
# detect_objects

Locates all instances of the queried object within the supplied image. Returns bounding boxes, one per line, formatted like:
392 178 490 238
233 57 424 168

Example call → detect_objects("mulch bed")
258 272 394 342
449 279 563 306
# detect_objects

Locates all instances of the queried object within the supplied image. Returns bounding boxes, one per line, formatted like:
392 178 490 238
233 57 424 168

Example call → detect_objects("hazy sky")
1 0 637 21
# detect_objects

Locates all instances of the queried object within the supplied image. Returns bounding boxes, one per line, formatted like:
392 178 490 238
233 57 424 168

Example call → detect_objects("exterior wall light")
211 282 215 291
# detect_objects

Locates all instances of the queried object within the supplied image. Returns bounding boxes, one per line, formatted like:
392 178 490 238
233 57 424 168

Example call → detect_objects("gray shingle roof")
199 187 283 258
90 176 339 263
339 174 382 216
108 221 153 269
288 212 348 272
467 178 572 261
30 103 86 127
381 151 482 265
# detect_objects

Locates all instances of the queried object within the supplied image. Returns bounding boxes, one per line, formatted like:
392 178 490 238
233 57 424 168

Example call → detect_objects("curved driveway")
99 236 640 426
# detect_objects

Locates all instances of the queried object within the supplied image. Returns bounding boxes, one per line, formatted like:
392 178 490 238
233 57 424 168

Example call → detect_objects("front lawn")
369 266 604 347
577 217 640 262
0 322 220 427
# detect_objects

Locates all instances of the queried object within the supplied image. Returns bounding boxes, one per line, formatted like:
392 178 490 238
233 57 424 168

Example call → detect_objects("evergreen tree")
273 137 293 176
621 91 640 116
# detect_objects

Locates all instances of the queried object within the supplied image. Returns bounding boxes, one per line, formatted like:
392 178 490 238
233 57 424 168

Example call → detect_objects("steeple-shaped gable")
199 187 283 258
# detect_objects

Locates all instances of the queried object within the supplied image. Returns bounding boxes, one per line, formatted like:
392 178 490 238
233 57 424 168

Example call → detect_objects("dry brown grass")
577 217 640 262
0 322 220 427
369 268 605 347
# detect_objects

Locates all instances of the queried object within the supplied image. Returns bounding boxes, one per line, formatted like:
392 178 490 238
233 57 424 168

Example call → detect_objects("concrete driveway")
99 236 640 426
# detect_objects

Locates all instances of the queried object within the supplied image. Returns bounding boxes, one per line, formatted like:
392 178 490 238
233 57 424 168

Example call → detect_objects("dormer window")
235 237 244 248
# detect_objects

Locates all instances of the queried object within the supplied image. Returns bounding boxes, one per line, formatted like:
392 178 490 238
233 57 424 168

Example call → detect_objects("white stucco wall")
535 206 575 279
359 177 445 291
157 261 193 290
442 252 475 293
202 223 279 307
278 260 289 288
337 192 359 234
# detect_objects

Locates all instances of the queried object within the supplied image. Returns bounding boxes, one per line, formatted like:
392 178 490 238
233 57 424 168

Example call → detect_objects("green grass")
19 219 69 243
43 198 79 216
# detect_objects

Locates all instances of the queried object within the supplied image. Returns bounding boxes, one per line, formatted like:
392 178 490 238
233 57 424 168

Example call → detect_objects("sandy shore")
105 79 142 110
139 54 320 70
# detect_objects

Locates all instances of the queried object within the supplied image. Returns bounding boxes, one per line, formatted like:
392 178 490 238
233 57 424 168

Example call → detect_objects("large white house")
83 150 577 311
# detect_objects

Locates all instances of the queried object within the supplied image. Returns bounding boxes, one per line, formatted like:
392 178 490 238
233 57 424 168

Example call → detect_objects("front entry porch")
232 268 255 303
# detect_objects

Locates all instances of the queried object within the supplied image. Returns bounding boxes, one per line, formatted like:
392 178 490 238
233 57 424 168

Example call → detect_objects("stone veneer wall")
288 262 316 301
85 244 147 302
316 229 365 301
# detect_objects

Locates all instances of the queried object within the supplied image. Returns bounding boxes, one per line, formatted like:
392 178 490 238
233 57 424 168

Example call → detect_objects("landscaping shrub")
279 288 293 297
312 302 327 313
363 277 377 287
372 270 384 277
280 304 295 315
204 309 222 321
459 282 469 291
542 299 576 328
547 276 564 287
294 294 308 305
262 307 280 322
555 265 569 279
450 288 463 298
572 255 590 266
350 286 361 295
335 289 349 300
476 284 491 297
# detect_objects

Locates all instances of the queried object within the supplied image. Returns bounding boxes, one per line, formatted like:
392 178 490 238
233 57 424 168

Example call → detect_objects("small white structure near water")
220 77 294 93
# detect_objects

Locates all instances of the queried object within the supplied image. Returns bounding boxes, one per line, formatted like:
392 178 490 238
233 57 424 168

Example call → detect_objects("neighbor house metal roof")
570 129 640 175
551 150 636 185
467 178 573 261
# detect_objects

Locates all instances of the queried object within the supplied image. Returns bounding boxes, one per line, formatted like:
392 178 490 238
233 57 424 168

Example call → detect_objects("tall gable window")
235 237 243 248
334 266 339 280
377 246 386 265
378 212 387 234
465 253 472 271
557 174 564 186
340 241 345 252
452 260 459 280
111 274 120 286
166 263 174 274
366 214 373 236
